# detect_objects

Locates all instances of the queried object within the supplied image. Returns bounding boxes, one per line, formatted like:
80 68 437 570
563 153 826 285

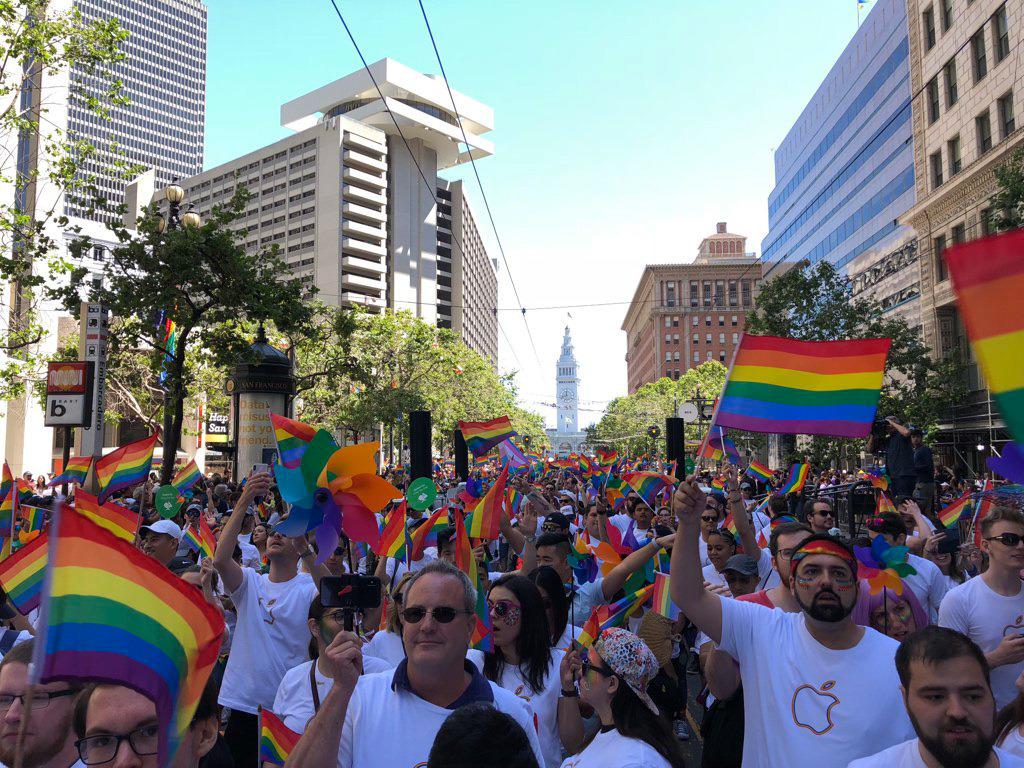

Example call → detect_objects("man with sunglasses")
72 682 219 768
0 640 81 768
285 560 542 767
804 499 834 535
939 506 1024 709
670 477 913 767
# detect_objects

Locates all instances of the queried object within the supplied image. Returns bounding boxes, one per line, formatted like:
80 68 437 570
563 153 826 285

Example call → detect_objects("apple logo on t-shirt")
1002 615 1024 637
791 679 839 736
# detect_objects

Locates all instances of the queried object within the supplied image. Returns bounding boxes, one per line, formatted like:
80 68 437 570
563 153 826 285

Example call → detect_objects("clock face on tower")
559 387 576 406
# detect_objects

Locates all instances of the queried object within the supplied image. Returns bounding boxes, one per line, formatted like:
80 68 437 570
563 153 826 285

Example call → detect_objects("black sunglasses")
580 656 616 679
985 532 1024 547
400 606 473 624
700 515 719 523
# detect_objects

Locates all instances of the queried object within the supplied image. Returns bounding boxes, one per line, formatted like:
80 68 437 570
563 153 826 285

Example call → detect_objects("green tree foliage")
53 191 314 483
0 1 127 399
746 261 966 464
589 362 728 457
989 146 1024 232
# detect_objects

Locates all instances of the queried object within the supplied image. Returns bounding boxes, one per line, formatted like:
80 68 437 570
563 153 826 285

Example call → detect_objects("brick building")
622 223 766 393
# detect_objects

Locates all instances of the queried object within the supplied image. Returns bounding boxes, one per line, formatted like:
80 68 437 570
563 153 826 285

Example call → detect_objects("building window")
665 285 675 307
693 352 700 363
943 59 958 107
934 234 948 282
728 281 738 306
665 333 671 343
665 317 671 328
692 316 699 327
693 333 699 344
689 280 699 307
706 333 712 343
673 351 680 361
927 77 940 123
980 206 993 237
672 317 679 327
719 352 727 362
923 6 937 50
718 315 725 326
702 282 711 306
952 223 966 244
948 135 962 175
706 351 713 361
665 352 671 362
971 28 987 82
673 334 679 343
999 92 1015 138
930 150 944 188
977 109 993 153
993 4 1010 63
941 0 953 32
705 316 711 326
732 333 739 343
719 333 725 343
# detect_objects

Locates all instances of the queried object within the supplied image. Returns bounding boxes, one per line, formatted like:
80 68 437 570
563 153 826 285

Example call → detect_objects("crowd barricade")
802 480 878 539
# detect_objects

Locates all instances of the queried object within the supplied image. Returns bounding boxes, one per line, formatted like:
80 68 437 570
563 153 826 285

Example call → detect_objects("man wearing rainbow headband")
670 476 914 768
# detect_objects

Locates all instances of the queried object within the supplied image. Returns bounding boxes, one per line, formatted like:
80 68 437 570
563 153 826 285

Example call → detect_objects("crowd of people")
0 430 1019 768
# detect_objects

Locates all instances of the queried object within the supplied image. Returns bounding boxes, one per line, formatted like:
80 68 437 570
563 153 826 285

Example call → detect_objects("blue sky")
206 0 876 428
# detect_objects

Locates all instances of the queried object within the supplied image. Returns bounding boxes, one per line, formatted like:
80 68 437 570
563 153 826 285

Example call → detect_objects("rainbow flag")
19 506 44 534
468 467 508 540
409 507 450 561
946 230 1024 442
605 475 628 509
31 509 224 767
470 570 493 652
506 488 524 518
715 334 891 438
183 516 216 560
858 467 889 491
0 462 11 503
577 583 654 648
0 531 47 613
938 491 972 528
651 571 680 621
596 448 618 469
259 708 300 766
269 413 317 469
0 485 17 542
46 456 93 488
498 439 528 470
710 477 726 492
701 430 741 465
876 492 898 515
776 463 809 495
622 471 676 509
459 416 517 457
454 509 478 586
171 459 201 495
745 460 773 482
95 433 158 503
74 491 139 543
971 479 996 547
720 512 738 537
373 504 409 560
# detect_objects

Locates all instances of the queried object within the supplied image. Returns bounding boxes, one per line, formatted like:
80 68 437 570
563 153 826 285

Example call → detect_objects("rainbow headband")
790 539 857 573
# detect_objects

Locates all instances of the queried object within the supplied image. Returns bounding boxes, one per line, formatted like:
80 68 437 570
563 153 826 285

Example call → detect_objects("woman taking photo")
485 574 584 768
561 627 685 767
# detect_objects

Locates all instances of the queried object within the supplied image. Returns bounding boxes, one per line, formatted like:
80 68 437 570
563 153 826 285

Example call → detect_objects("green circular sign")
155 485 183 519
406 477 438 511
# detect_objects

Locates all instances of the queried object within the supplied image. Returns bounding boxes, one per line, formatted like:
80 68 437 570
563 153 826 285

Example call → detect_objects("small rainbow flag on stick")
95 433 158 503
458 416 516 457
651 571 680 621
946 230 1024 442
776 463 809 495
715 334 891 438
171 459 202 495
183 516 217 560
373 503 409 560
30 508 225 767
258 707 300 766
876 492 898 515
47 456 93 488
622 472 677 510
745 460 773 482
938 491 972 528
577 583 654 648
74 491 140 543
269 413 317 469
468 467 508 540
0 531 47 613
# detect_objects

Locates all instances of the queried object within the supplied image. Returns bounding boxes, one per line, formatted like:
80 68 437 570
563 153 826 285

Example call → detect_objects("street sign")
701 403 715 419
77 302 109 458
678 402 698 421
44 362 92 427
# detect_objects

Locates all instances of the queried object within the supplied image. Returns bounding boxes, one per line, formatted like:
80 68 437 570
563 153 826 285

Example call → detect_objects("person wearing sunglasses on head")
559 628 686 767
940 506 1024 711
286 559 543 768
484 575 584 768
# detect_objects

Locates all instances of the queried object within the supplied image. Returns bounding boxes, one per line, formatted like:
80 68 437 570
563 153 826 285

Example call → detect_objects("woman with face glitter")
484 574 585 768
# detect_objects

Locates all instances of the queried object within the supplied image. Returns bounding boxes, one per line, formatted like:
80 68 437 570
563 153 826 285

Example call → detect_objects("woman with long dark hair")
485 575 584 768
562 627 685 767
527 566 579 650
996 680 1024 757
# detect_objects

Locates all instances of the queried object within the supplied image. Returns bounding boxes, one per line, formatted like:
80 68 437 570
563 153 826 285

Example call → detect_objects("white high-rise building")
546 326 586 456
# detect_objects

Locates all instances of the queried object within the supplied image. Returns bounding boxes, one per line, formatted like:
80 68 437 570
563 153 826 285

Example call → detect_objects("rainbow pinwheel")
854 535 917 595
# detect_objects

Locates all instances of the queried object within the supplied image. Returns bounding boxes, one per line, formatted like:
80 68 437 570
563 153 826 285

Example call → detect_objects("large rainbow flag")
269 413 317 469
259 707 300 765
74 491 140 543
47 456 93 488
945 230 1024 442
0 531 47 613
171 459 201 495
622 472 677 509
715 334 891 438
31 510 224 766
458 416 516 457
95 433 158 503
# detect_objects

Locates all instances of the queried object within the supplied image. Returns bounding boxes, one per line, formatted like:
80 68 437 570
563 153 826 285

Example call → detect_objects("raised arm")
212 472 270 594
601 533 674 600
669 477 723 644
724 464 760 561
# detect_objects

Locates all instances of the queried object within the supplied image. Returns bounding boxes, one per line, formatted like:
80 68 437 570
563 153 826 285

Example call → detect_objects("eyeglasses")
487 599 519 620
323 609 349 623
77 724 159 765
985 533 1024 548
0 689 76 710
700 516 719 523
777 548 797 560
580 656 616 679
400 606 473 624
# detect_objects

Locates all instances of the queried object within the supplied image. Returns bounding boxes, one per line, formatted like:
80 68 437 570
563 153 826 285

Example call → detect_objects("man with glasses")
804 499 835 535
670 478 913 767
72 682 219 767
738 521 812 611
0 640 81 768
285 559 542 767
698 494 726 567
940 506 1024 709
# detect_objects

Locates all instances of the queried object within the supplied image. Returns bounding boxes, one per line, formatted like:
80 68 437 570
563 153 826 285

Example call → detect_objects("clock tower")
555 326 579 434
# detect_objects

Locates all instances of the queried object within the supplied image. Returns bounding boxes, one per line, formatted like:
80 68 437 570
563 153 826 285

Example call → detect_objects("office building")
902 0 1021 466
761 0 915 278
622 223 765 394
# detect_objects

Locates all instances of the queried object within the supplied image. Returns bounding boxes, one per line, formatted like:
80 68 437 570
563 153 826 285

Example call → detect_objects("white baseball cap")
140 519 182 541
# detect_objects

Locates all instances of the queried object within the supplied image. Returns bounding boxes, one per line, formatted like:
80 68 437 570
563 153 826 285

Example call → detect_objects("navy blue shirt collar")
390 657 494 709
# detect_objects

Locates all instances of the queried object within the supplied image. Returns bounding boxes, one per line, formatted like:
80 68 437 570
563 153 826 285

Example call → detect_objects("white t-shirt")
717 598 914 767
496 651 566 768
555 623 583 652
607 513 632 538
702 549 778 591
848 737 1024 767
939 575 1024 709
337 669 544 767
570 578 606 626
272 659 334 733
217 568 319 714
1000 725 1024 758
698 536 711 568
361 629 484 672
559 727 672 768
903 553 947 623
